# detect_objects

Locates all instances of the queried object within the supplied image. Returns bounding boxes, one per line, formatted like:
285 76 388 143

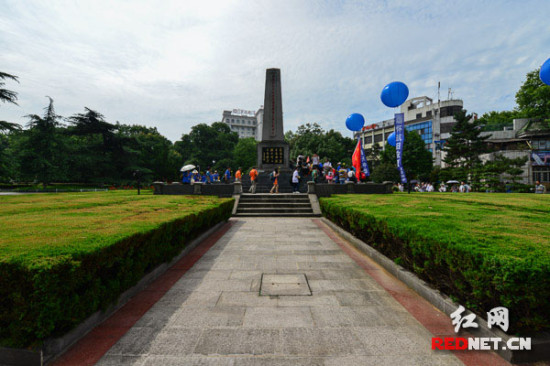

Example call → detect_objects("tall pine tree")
18 97 66 187
443 109 491 182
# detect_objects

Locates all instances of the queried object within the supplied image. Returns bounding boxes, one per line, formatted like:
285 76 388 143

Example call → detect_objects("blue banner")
395 113 407 183
360 138 370 176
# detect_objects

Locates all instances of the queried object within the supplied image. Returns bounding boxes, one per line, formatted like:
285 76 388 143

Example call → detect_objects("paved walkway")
90 217 466 366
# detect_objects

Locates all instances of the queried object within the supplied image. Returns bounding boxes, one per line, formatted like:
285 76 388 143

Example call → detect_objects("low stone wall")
152 182 234 197
153 181 392 197
312 182 392 197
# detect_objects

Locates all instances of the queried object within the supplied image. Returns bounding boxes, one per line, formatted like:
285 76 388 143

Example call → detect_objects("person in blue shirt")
212 171 219 182
224 167 231 183
205 167 212 184
182 171 190 184
201 173 207 183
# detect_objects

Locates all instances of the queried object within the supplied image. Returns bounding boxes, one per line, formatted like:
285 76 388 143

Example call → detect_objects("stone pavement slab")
90 217 472 366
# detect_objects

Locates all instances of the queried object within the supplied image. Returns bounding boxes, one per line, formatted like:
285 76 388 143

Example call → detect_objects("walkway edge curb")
320 218 550 364
0 220 228 366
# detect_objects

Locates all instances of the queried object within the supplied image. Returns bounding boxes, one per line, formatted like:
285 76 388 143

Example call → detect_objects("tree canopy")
285 123 355 166
371 129 433 183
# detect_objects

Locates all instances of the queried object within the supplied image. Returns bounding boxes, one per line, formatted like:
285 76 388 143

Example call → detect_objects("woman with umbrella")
180 164 196 184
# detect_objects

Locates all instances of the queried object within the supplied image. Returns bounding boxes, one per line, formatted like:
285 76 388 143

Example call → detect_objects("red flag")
352 139 361 180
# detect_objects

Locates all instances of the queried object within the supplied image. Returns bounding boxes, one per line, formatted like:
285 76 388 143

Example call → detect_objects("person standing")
311 167 319 183
224 167 231 184
535 181 546 194
326 168 334 184
182 171 190 184
270 167 280 194
292 167 300 193
249 167 258 194
235 167 242 182
312 153 320 168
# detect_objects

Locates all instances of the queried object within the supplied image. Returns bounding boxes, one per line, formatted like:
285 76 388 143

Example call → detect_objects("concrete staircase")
234 193 319 217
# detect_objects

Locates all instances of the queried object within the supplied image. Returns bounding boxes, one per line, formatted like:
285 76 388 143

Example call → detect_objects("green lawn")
0 191 232 266
321 193 549 258
0 191 234 347
320 193 550 333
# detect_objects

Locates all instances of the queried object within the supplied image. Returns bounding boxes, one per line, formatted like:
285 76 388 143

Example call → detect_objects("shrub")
320 195 550 333
0 196 233 347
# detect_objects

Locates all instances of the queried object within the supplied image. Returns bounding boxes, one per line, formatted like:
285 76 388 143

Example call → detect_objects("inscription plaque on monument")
262 147 284 165
257 68 290 171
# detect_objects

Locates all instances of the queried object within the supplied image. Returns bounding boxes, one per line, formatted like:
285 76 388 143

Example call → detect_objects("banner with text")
395 113 407 184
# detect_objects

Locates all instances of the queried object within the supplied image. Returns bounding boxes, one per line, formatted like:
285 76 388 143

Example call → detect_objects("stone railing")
153 181 392 197
308 181 393 197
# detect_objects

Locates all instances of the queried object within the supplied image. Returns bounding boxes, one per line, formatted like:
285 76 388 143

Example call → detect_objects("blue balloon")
540 58 550 85
387 132 396 147
345 113 365 131
381 81 409 108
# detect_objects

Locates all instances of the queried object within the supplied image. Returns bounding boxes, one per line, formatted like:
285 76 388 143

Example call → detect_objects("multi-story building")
356 95 550 186
356 96 464 166
222 107 263 141
480 119 550 185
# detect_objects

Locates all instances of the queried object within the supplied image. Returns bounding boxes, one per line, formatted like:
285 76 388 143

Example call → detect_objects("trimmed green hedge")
320 196 550 334
0 199 233 348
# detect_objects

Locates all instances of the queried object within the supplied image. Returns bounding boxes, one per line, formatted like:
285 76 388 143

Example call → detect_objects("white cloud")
1 0 549 141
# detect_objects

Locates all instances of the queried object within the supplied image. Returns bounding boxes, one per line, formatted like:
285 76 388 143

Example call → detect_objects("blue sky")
1 0 549 141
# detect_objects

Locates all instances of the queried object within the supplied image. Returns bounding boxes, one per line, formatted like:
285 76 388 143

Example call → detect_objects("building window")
416 113 422 119
365 136 372 144
426 111 432 117
374 134 383 143
533 167 550 182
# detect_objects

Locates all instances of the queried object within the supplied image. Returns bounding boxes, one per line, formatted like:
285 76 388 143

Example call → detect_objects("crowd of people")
181 166 242 185
395 181 472 193
180 159 547 195
293 154 367 185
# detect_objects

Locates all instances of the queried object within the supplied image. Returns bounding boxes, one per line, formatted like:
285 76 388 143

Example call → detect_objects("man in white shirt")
292 168 300 193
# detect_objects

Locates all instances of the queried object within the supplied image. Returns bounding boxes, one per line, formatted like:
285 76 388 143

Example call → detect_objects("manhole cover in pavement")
260 274 312 296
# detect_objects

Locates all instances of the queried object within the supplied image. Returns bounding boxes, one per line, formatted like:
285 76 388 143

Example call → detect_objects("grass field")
322 193 550 258
320 193 550 332
0 191 234 347
0 191 232 265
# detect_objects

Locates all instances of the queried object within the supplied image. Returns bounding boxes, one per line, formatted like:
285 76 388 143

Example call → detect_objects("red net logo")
432 305 531 351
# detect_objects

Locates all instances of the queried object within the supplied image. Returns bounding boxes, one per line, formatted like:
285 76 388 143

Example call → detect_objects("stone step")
236 207 314 214
233 212 321 217
238 202 312 208
240 193 309 198
239 194 309 203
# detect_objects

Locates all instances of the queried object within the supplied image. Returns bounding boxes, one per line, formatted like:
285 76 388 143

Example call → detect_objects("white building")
222 107 263 141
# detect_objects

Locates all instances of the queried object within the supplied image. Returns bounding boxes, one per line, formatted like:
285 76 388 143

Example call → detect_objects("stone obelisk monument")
257 68 290 172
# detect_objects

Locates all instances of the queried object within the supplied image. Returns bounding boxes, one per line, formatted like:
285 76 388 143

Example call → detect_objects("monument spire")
257 68 290 171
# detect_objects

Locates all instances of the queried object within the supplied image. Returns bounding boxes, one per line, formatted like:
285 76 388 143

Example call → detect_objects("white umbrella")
180 164 196 172
446 180 460 184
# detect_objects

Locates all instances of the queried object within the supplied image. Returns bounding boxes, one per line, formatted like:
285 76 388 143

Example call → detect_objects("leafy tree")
17 97 67 187
478 110 519 131
479 154 527 191
174 122 239 172
233 137 257 171
443 109 490 182
379 129 433 181
365 142 382 173
516 68 550 119
117 124 180 181
370 162 399 183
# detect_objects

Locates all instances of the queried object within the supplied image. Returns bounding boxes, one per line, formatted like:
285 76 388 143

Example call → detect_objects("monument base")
257 141 290 172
